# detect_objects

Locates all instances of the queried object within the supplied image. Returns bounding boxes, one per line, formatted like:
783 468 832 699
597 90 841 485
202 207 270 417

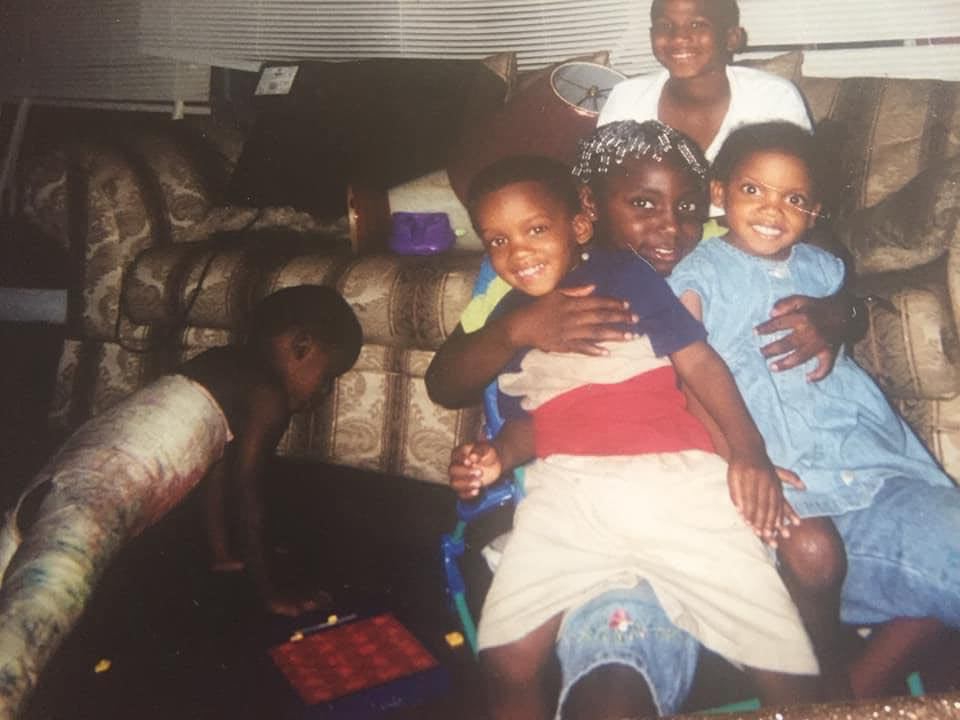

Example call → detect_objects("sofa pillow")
447 51 612 203
836 154 960 275
733 50 804 83
226 55 516 219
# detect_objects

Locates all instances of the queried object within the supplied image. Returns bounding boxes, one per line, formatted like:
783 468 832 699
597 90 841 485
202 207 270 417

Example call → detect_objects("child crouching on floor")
451 151 818 720
0 285 362 719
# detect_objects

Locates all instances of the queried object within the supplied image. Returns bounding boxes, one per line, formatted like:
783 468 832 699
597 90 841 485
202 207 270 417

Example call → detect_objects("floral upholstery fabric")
797 76 960 219
787 73 960 481
851 261 959 401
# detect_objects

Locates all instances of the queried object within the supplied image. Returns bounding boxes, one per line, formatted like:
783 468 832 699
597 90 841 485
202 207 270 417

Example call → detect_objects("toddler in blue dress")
668 121 960 696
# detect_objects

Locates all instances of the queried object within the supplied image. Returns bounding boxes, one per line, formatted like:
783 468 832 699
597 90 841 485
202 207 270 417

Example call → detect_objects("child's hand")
755 294 843 381
508 285 637 356
773 466 805 536
727 453 790 547
449 441 503 499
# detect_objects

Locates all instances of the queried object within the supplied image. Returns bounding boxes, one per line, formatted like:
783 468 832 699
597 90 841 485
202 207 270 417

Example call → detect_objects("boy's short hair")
573 119 709 190
711 121 825 200
650 0 739 28
466 155 582 227
247 285 362 374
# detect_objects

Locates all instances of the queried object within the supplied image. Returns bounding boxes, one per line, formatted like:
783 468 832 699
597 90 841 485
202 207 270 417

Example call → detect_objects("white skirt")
477 450 818 675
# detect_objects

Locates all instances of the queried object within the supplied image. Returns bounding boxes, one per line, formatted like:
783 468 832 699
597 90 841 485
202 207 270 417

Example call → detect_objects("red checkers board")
269 613 439 705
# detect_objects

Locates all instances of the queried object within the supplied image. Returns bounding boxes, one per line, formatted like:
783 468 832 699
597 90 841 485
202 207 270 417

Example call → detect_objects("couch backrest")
20 118 484 485
797 75 960 217
124 241 484 484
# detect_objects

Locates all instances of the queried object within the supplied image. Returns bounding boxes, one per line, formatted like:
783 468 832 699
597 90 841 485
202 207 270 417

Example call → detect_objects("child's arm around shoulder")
426 291 635 409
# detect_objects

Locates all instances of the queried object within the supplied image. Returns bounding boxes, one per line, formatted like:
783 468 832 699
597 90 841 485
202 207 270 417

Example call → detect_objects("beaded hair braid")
572 120 709 186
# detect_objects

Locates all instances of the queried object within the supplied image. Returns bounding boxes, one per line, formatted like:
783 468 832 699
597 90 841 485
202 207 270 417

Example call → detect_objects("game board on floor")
269 613 440 706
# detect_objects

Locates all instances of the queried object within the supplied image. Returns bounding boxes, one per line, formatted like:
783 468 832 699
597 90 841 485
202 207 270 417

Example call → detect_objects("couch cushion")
897 395 960 484
734 50 804 83
835 154 960 275
797 75 960 217
261 252 481 351
124 232 352 330
47 338 169 436
277 345 482 484
852 260 960 401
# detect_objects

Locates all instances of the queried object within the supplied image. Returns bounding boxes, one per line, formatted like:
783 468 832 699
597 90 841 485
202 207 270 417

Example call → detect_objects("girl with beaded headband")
575 118 852 693
572 118 709 186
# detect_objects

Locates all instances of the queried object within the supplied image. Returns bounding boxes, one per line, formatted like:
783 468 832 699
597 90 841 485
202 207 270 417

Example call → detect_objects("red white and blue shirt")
493 248 714 458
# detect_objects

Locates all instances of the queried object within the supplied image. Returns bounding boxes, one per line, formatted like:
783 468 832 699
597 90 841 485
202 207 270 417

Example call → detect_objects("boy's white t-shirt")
598 65 813 160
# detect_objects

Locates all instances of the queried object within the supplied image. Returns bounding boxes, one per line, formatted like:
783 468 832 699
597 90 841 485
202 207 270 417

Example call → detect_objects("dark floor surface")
20 461 490 720
2 321 959 720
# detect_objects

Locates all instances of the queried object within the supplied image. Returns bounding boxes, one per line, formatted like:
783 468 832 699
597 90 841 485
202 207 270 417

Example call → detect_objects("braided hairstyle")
572 119 709 190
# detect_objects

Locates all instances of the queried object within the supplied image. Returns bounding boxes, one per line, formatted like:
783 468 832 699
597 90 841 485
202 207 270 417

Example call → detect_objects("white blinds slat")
739 0 960 46
139 1 958 81
789 44 960 81
140 0 653 73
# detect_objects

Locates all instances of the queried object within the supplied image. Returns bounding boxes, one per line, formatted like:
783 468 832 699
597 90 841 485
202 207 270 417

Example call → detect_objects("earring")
581 250 590 262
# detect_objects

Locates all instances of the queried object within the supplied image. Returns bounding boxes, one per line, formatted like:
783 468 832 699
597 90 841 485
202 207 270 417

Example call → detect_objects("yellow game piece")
445 631 464 648
326 614 338 625
94 658 111 673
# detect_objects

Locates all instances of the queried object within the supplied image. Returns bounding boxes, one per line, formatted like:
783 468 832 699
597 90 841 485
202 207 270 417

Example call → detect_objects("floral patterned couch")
19 114 483 485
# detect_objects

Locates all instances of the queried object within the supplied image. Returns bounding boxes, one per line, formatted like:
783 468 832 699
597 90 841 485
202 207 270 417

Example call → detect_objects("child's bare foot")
210 558 245 573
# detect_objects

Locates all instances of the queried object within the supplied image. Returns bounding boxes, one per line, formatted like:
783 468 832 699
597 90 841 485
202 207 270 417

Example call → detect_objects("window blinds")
140 0 960 81
2 1 959 109
0 0 209 110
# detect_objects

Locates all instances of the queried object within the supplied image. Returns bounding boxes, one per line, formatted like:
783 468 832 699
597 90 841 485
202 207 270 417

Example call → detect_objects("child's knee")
779 519 846 592
482 646 543 688
480 616 562 687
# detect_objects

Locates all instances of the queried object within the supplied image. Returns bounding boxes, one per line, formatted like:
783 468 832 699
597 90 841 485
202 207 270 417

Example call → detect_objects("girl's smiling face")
587 153 707 276
650 0 742 81
476 180 593 297
711 150 821 261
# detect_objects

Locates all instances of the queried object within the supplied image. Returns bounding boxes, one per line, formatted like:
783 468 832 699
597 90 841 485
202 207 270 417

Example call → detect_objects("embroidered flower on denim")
608 608 632 632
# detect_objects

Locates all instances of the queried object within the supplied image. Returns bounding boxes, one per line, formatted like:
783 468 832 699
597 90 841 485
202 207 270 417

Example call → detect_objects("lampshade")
447 61 626 203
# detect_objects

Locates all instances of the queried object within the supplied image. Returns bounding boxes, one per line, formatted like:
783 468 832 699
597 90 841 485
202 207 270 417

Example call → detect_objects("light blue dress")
668 236 953 518
670 236 960 629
